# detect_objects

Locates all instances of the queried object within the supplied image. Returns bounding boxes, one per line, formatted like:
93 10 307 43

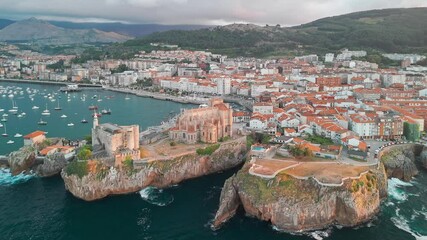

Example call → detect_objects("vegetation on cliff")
65 161 89 178
196 144 220 156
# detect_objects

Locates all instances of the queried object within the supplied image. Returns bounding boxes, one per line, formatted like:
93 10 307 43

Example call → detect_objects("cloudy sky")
0 0 426 25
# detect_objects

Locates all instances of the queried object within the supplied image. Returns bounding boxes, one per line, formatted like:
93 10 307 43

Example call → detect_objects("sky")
0 0 426 25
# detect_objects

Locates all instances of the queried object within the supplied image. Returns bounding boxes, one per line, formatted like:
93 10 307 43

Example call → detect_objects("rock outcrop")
6 141 69 177
420 148 427 170
34 153 67 177
8 146 36 175
213 163 388 232
62 137 248 201
380 145 419 181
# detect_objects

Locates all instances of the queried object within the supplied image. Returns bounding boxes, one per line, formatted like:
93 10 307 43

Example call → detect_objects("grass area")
65 161 89 178
196 144 220 156
305 135 334 145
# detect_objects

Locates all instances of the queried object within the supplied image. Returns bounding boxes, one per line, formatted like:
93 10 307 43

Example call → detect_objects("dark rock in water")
420 148 427 170
34 153 67 177
381 146 418 181
212 176 240 229
7 142 69 177
8 146 36 175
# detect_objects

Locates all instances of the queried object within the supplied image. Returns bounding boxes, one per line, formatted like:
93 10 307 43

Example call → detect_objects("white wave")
0 168 34 186
388 178 413 202
392 208 427 240
310 230 330 240
139 186 174 207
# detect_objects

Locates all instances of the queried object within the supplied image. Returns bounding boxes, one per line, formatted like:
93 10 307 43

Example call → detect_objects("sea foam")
388 178 413 202
139 186 174 207
0 168 34 186
391 209 427 240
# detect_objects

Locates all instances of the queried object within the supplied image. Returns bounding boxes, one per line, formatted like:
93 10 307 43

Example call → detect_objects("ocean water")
0 82 426 240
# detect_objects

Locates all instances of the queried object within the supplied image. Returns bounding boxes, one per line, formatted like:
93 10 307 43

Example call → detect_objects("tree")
111 64 130 74
77 148 92 160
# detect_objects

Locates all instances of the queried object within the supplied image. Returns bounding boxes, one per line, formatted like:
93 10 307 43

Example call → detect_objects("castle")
169 98 233 144
91 114 140 166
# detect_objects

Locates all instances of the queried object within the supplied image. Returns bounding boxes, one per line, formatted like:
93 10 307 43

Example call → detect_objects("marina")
0 82 194 155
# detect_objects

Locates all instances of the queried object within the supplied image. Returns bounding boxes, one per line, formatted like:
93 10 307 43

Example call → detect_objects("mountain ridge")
0 18 132 44
123 7 427 57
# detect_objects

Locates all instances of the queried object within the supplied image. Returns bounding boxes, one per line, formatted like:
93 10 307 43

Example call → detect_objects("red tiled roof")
23 131 45 139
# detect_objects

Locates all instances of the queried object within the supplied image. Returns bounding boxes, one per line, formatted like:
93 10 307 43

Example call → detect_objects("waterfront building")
23 131 46 146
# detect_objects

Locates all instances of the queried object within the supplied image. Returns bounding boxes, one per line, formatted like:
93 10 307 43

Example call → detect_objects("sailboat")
32 106 39 110
8 100 18 113
54 100 62 110
42 104 50 116
81 118 88 123
125 94 130 100
14 133 22 138
2 124 8 137
38 118 47 125
7 140 14 144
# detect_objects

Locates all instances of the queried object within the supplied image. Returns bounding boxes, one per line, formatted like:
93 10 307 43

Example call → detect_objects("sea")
0 81 426 240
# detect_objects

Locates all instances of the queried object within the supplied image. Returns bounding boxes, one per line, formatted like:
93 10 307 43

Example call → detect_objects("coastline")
0 78 102 88
103 86 209 105
1 78 252 109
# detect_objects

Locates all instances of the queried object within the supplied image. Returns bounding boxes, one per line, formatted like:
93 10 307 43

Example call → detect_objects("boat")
0 109 4 112
32 106 39 110
38 118 47 125
54 101 62 110
88 105 98 110
0 123 3 128
101 109 112 115
1 118 7 122
67 123 74 127
17 114 23 118
2 124 7 137
42 104 50 116
125 96 130 100
7 140 14 144
60 114 67 118
2 113 8 117
81 118 88 123
14 133 22 138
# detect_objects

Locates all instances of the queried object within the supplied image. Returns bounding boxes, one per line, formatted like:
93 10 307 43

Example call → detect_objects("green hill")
120 8 427 58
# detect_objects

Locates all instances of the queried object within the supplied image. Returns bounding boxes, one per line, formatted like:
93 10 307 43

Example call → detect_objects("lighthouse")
93 110 99 129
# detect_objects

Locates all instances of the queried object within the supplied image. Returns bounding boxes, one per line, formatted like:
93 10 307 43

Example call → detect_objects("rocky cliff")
420 148 427 170
62 137 248 201
7 140 70 177
8 145 36 175
213 163 388 232
380 144 423 181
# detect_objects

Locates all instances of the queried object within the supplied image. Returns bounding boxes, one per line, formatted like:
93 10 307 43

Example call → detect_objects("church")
169 98 233 144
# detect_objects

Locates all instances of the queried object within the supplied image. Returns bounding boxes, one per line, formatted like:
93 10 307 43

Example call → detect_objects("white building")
215 77 231 95
325 53 335 63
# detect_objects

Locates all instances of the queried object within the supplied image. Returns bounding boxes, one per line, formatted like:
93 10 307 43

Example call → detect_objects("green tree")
77 148 92 160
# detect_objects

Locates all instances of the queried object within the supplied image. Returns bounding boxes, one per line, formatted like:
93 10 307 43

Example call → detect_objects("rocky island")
213 142 427 232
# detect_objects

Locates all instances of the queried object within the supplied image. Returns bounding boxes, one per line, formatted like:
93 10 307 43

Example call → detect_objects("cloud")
0 0 426 25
